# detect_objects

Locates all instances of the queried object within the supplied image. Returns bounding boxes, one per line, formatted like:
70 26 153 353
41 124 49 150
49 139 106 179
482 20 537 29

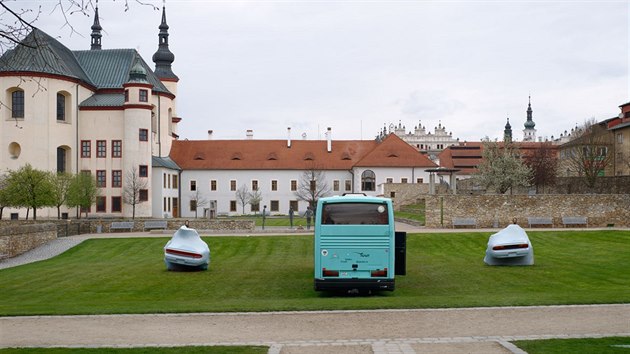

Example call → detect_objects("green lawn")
0 347 267 354
513 337 630 354
1 230 628 315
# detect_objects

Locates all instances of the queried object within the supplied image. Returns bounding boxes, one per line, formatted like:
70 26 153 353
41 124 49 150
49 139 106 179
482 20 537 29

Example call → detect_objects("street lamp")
262 205 267 230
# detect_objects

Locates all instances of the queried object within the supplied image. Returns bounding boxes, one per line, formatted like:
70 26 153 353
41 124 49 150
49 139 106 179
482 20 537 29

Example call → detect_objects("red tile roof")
169 133 437 170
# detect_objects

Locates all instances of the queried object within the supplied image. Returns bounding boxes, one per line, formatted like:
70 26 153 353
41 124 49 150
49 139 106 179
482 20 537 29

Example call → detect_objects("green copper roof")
74 49 169 93
0 29 94 85
80 93 124 107
152 156 181 170
0 29 172 96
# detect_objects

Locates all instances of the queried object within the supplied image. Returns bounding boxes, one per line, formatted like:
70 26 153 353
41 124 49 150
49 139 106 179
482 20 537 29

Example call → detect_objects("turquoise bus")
314 194 405 292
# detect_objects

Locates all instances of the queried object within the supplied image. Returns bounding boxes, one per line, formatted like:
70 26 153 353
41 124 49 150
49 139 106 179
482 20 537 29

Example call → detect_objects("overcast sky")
14 0 630 142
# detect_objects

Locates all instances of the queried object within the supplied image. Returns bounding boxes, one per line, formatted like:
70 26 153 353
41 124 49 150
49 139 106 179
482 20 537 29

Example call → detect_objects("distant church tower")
504 117 513 143
523 96 537 141
90 3 102 50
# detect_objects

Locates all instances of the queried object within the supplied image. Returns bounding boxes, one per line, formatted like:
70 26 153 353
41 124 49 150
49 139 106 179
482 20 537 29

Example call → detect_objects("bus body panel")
314 195 396 292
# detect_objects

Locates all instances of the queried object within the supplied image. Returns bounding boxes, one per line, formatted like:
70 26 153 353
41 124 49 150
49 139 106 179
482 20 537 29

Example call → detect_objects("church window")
230 180 237 191
139 89 148 102
112 170 122 188
290 180 297 191
252 180 258 191
230 200 237 212
112 140 122 158
81 140 91 158
190 180 197 191
401 178 408 183
271 180 277 191
112 197 122 212
139 128 148 142
270 200 279 212
96 197 106 213
56 93 66 121
139 165 148 177
345 180 351 191
96 170 106 187
361 170 376 191
11 89 24 118
210 180 217 191
333 180 339 191
96 140 106 158
124 90 129 102
139 189 148 202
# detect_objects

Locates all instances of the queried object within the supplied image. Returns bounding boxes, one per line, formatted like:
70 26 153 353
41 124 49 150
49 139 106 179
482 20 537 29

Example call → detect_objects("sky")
10 0 630 143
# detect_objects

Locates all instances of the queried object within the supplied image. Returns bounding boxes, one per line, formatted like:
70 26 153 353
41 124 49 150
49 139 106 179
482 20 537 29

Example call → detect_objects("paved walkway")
2 224 629 353
2 305 629 353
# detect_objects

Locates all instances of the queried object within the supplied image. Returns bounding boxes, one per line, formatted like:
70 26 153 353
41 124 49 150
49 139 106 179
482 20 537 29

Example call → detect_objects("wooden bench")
452 217 477 228
527 217 553 228
562 216 588 227
110 221 134 232
143 220 168 231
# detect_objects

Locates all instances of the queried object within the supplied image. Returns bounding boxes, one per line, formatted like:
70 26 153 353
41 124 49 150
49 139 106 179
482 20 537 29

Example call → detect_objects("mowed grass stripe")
0 231 628 315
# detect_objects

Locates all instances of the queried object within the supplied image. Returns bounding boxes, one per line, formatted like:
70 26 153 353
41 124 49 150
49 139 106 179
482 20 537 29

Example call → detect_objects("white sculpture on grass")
164 225 210 271
484 224 534 266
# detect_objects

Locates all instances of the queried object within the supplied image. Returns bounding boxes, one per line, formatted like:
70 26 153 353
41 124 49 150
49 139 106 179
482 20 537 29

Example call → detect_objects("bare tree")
248 188 262 215
235 184 250 214
189 189 208 219
295 166 332 210
561 120 613 190
0 173 9 220
524 142 558 193
122 167 148 219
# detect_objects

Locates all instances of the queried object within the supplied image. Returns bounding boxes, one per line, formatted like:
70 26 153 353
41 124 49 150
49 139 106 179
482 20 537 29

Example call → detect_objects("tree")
524 142 558 193
189 189 208 219
474 141 532 194
67 172 99 219
295 166 332 210
235 184 251 214
248 188 263 215
122 167 148 219
4 164 55 220
49 172 72 219
562 121 613 190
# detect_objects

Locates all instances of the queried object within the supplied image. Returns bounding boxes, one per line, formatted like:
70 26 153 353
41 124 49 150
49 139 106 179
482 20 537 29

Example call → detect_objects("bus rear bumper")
314 278 395 292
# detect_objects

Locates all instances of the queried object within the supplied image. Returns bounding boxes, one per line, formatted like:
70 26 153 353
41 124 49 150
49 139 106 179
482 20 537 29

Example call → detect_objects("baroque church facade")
0 6 181 218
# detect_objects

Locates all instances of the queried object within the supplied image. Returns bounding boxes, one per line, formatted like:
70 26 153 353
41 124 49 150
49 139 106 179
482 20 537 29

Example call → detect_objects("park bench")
562 216 588 228
110 221 135 232
143 220 168 231
217 212 229 217
452 217 477 229
527 217 553 228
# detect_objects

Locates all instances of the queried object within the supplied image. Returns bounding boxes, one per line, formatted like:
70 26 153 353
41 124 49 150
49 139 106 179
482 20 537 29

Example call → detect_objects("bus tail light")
371 268 388 277
322 268 339 277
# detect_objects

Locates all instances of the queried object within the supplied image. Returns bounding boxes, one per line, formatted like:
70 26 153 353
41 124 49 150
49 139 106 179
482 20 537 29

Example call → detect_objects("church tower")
504 117 513 143
90 3 102 50
523 96 537 141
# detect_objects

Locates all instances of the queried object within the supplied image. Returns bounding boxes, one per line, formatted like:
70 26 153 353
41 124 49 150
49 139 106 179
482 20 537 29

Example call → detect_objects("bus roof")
319 195 392 204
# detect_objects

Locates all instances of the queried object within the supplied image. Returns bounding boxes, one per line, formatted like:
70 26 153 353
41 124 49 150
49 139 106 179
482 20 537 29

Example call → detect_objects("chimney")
207 130 213 140
246 129 253 140
326 127 332 153
287 127 292 148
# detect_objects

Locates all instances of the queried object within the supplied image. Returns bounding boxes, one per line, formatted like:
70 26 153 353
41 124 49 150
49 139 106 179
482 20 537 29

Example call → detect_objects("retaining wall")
425 194 630 228
0 223 57 259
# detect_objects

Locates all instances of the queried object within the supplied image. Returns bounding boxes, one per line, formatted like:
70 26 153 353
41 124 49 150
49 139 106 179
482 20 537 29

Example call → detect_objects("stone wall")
425 194 630 228
0 223 57 259
384 183 446 210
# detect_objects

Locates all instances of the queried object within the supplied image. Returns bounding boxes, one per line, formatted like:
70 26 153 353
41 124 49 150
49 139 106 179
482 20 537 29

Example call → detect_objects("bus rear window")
321 202 389 225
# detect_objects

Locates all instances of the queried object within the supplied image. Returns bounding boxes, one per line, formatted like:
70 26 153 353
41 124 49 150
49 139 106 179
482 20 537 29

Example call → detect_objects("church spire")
525 95 535 129
152 3 178 80
523 95 537 141
90 1 102 50
504 117 513 143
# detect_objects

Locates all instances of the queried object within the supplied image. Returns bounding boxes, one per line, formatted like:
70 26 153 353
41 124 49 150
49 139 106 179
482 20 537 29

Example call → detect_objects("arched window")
361 170 376 191
57 146 71 173
11 89 24 118
57 93 66 121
